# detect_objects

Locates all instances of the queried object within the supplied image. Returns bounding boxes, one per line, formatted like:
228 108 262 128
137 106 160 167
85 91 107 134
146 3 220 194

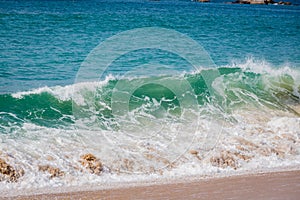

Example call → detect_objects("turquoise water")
0 0 300 190
1 0 299 130
1 0 299 93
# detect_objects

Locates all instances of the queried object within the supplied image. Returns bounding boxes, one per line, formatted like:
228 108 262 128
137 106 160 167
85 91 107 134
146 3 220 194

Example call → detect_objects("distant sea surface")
1 0 299 93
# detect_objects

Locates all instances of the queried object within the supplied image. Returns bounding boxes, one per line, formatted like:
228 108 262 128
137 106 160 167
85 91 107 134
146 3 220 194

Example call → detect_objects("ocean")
0 0 300 191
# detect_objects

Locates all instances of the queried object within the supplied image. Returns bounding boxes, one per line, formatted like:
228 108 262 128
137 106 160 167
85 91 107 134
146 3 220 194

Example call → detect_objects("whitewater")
1 59 300 191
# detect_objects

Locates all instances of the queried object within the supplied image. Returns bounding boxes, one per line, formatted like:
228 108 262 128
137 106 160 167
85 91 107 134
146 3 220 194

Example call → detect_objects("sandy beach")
1 169 298 200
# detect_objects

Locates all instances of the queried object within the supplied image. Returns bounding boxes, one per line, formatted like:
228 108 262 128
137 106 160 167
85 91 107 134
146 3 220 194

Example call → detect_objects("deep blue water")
0 0 299 93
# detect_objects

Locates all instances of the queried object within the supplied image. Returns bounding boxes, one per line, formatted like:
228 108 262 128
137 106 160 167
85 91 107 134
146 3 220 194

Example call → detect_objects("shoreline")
1 167 299 199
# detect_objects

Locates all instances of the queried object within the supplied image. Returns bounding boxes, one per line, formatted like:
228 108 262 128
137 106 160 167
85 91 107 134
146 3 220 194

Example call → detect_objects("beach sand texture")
2 170 299 200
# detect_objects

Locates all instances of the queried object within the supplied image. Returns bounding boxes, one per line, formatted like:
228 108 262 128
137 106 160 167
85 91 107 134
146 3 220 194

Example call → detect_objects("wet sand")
3 170 299 200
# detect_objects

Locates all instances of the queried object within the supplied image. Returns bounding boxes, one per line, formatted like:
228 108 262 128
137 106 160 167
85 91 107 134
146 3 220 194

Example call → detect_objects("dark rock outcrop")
38 165 65 178
0 158 24 182
80 153 103 175
197 0 210 2
229 0 292 4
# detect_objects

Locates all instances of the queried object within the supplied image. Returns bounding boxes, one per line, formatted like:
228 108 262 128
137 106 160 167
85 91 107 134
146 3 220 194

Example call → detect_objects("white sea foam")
11 75 116 103
1 105 300 191
1 60 300 192
10 58 300 103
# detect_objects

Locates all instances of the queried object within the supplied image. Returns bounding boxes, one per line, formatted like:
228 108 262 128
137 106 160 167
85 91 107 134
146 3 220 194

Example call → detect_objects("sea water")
0 0 299 191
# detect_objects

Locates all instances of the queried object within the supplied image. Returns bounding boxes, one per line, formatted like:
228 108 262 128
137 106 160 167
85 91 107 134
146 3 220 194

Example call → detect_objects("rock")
231 0 251 4
81 153 97 162
264 0 275 4
46 155 55 161
230 0 292 4
80 153 103 175
235 137 259 150
38 165 65 178
189 150 198 155
144 152 173 167
0 158 24 182
210 151 238 170
235 145 247 152
281 133 296 143
229 0 292 4
273 135 281 140
122 158 134 171
189 150 201 160
258 147 273 157
278 1 292 5
249 0 265 4
233 152 253 161
271 148 285 158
